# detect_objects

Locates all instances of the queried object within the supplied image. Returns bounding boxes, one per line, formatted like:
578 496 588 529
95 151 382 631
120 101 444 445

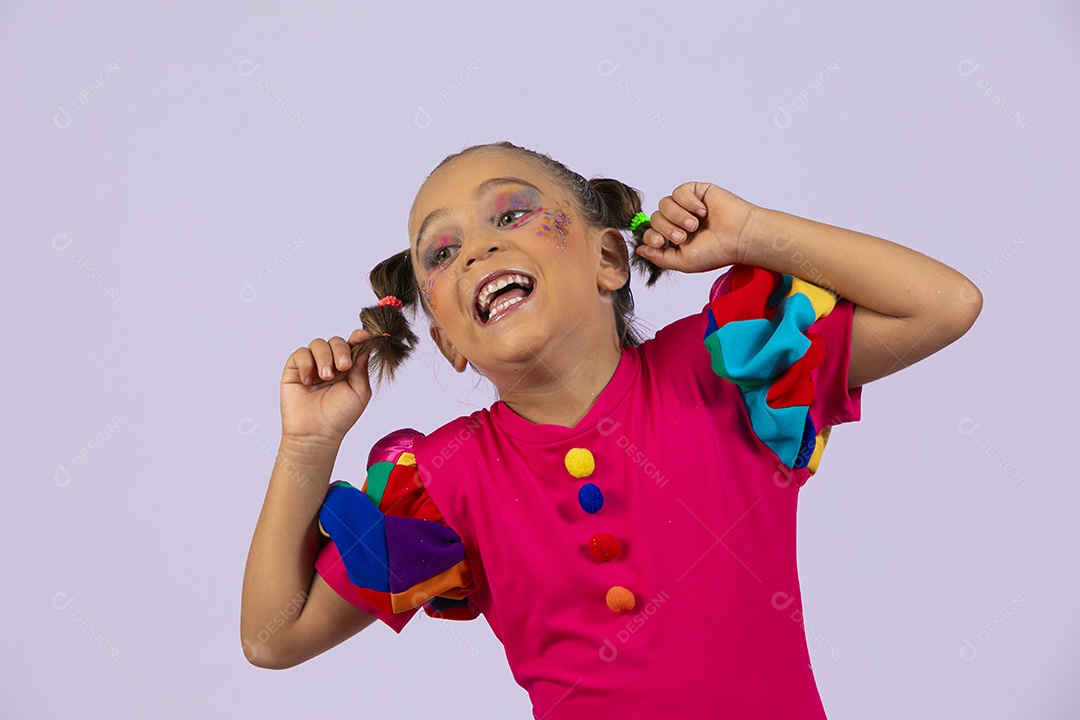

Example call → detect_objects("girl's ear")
597 227 630 292
429 324 469 373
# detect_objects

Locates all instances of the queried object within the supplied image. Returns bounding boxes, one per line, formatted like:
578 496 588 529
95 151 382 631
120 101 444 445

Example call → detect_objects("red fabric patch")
766 331 824 409
708 265 780 327
378 465 441 522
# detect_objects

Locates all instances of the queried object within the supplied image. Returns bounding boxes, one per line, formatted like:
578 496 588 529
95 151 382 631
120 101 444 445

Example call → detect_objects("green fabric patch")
364 462 394 508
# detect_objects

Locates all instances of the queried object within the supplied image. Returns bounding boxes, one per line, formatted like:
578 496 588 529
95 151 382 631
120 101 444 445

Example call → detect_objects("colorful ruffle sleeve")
313 428 478 633
704 264 863 480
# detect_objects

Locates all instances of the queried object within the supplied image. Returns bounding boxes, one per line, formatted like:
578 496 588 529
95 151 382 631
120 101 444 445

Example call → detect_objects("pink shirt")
316 266 863 718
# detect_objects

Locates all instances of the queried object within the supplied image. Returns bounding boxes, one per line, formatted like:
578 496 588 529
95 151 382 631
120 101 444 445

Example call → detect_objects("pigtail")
352 249 421 386
589 178 669 289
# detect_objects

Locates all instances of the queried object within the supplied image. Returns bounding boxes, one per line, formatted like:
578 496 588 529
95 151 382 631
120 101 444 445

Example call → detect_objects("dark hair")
353 141 669 385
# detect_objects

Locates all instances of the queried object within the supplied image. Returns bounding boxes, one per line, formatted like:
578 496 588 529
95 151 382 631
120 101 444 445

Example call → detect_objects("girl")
240 141 981 718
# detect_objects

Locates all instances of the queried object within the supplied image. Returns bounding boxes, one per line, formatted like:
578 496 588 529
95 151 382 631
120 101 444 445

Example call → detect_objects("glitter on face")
535 204 572 250
554 207 572 250
421 277 436 308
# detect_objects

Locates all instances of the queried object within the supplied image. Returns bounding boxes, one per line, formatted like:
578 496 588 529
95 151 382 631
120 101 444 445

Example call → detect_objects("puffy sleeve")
703 264 863 480
314 428 478 633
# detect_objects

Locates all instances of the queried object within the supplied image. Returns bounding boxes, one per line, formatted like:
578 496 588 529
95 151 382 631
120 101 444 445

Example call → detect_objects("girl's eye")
426 243 458 268
497 209 529 227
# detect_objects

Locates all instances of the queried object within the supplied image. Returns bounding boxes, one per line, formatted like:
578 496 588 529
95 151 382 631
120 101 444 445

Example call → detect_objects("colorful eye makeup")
416 184 570 271
424 234 456 270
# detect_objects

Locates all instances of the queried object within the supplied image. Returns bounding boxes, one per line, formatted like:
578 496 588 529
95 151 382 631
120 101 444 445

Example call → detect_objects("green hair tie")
629 211 651 238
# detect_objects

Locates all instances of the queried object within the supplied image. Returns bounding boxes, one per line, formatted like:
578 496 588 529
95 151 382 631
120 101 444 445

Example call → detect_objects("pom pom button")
606 586 635 614
564 448 595 478
589 533 621 562
577 483 604 514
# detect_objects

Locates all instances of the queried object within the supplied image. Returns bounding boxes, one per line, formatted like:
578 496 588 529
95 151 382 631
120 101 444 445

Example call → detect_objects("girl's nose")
463 241 502 269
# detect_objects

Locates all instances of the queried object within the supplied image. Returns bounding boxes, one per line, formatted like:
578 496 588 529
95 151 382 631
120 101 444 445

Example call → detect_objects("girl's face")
407 150 625 377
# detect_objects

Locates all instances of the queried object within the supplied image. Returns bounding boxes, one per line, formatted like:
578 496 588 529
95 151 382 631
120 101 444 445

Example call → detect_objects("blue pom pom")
578 483 604 514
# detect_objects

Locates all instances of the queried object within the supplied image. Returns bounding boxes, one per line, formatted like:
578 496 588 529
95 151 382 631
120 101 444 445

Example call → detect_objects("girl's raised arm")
635 183 983 387
240 330 381 668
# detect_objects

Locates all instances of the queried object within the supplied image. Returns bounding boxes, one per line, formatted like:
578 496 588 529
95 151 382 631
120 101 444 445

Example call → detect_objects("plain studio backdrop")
2 1 1077 717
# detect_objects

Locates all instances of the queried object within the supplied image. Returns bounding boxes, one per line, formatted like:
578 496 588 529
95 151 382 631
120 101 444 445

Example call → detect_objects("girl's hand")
635 182 758 274
280 329 377 445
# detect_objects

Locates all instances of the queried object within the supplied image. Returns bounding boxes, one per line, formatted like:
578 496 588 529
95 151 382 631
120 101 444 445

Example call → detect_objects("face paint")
554 206 572 250
536 204 572 250
492 189 541 219
421 277 436 308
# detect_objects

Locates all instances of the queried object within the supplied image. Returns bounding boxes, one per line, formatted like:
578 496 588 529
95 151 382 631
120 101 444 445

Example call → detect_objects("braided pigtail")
352 249 421 386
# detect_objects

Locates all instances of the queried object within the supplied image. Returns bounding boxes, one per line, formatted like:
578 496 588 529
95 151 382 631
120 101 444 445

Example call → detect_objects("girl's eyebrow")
414 177 542 253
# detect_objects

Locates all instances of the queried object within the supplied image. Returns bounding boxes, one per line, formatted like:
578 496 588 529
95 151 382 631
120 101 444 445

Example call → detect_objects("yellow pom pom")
564 448 595 478
606 586 635 614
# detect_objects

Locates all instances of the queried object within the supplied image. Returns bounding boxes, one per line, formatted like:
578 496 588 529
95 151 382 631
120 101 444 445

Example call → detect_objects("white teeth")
488 294 524 318
477 273 533 314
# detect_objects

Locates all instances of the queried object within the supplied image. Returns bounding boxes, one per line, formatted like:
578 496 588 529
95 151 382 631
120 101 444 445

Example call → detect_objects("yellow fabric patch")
787 277 838 321
806 426 832 475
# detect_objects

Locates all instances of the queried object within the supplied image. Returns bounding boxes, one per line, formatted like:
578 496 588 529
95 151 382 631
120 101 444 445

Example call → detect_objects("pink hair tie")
378 295 403 309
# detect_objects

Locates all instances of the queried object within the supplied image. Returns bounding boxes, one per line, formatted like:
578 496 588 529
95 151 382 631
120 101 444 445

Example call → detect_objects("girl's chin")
471 321 556 358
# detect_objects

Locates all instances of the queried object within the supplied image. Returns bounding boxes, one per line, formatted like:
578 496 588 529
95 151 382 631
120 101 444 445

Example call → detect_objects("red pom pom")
589 533 621 562
378 295 403 309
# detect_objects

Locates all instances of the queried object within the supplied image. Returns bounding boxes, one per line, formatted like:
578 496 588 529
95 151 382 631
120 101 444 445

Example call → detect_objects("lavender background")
3 0 1077 717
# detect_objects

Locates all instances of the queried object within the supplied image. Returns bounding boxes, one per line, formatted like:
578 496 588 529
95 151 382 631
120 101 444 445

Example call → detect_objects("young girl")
241 141 982 718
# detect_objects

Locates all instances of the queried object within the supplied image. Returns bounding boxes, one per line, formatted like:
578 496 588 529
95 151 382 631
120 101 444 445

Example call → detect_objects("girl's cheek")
421 276 437 310
536 204 572 251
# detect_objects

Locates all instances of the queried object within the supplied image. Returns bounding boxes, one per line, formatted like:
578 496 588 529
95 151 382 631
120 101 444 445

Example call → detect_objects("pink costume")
315 264 863 718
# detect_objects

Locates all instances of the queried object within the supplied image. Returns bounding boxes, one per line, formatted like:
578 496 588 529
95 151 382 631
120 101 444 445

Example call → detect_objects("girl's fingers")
647 208 689 246
658 195 700 238
307 338 334 381
672 183 710 218
327 336 352 374
290 346 317 385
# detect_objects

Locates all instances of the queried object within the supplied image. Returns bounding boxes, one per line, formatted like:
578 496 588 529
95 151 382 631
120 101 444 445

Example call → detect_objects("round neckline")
490 346 640 443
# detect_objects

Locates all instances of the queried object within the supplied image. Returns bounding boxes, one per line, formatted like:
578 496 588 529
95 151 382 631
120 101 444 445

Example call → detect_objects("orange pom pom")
606 586 635 614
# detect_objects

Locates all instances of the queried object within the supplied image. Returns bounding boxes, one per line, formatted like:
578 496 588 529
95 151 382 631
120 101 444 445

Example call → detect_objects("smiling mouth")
475 271 536 325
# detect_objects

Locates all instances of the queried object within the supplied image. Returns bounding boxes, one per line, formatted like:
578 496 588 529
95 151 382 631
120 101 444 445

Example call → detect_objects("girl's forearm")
240 437 339 665
738 207 978 321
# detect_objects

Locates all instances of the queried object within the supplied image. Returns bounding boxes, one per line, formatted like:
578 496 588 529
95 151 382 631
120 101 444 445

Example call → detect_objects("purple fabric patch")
383 515 466 593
